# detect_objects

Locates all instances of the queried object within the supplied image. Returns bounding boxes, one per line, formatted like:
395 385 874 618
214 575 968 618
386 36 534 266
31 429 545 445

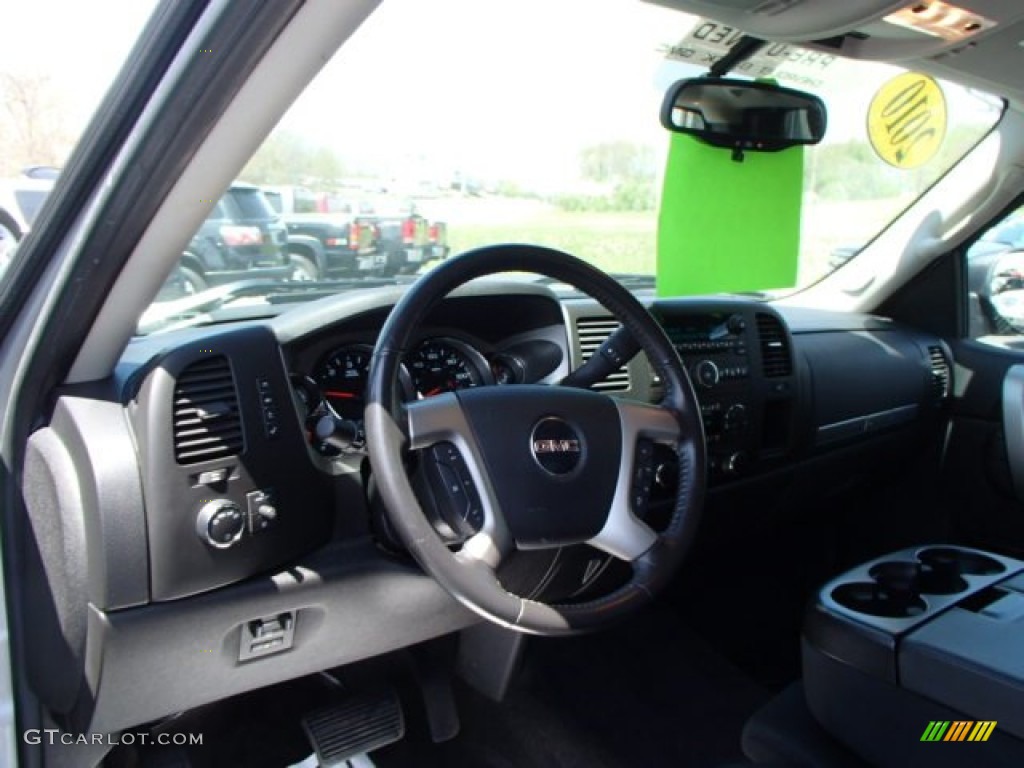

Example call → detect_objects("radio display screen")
663 313 730 345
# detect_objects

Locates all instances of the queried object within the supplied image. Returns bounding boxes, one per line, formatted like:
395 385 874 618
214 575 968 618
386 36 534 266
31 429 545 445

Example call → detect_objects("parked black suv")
166 183 290 295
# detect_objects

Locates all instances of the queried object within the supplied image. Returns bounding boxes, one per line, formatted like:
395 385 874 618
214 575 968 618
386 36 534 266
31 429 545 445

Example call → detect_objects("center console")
653 301 796 484
803 545 1024 766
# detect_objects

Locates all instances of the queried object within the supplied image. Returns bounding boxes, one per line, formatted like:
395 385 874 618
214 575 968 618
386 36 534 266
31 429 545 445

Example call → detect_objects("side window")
968 203 1024 338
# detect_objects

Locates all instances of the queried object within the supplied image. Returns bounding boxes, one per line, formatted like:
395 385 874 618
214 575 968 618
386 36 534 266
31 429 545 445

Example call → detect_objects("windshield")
1 0 1004 331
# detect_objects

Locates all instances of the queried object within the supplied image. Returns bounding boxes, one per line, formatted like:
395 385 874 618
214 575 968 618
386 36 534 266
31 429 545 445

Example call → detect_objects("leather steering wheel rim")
365 244 705 635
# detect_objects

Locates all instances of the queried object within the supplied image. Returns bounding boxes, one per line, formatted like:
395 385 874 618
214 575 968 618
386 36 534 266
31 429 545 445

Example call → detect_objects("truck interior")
4 0 1024 766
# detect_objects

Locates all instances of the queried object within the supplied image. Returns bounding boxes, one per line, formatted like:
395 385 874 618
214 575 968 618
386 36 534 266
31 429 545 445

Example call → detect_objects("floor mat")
376 606 770 768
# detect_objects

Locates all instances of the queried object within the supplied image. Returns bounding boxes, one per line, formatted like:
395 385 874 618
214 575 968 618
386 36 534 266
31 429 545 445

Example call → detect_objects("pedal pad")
301 689 404 767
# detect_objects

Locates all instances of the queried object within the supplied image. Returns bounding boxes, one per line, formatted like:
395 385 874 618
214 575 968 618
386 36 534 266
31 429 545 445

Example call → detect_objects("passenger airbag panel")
797 331 929 441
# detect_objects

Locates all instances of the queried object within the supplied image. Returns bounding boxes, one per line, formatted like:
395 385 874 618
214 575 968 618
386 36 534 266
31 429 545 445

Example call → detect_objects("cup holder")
918 547 1005 577
833 560 928 618
830 547 1009 619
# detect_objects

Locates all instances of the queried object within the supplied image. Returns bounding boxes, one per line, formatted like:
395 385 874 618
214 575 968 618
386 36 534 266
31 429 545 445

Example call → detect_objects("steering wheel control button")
196 500 246 548
246 489 279 533
530 417 584 475
631 439 656 515
427 443 484 537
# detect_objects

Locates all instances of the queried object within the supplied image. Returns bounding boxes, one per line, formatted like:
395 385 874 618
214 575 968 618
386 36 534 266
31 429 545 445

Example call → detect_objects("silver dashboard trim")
587 400 680 562
816 403 919 446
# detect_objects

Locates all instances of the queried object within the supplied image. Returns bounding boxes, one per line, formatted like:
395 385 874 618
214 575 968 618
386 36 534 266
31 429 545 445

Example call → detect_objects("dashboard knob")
723 452 748 477
724 403 748 432
694 360 720 389
196 500 246 549
726 313 746 335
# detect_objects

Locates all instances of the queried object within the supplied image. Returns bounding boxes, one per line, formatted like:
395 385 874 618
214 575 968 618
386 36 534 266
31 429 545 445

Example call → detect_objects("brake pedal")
301 689 404 767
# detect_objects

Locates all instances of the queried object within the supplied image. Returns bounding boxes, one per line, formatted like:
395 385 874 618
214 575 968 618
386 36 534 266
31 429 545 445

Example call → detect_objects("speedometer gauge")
407 338 491 397
315 344 373 421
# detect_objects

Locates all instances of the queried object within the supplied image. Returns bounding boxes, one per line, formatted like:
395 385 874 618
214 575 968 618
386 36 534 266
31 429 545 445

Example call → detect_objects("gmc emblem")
532 439 581 454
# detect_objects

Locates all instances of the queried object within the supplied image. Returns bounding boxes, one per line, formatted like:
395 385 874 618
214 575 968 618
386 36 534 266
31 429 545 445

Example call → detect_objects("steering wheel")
365 245 705 635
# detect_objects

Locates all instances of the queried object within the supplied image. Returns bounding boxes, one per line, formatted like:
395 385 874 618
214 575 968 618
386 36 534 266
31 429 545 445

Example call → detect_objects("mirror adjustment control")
246 489 278 533
196 500 245 548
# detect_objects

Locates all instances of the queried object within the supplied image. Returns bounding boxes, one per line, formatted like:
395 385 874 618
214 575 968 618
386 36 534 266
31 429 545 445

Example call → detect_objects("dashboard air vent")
172 356 244 464
756 313 792 378
576 317 630 392
927 345 951 403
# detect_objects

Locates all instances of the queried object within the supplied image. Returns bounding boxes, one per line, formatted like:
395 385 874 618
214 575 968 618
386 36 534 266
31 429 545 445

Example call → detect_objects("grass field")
428 196 904 289
445 209 657 277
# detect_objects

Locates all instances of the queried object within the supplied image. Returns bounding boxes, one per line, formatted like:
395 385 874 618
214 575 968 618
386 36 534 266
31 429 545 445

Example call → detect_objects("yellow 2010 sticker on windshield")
867 72 947 169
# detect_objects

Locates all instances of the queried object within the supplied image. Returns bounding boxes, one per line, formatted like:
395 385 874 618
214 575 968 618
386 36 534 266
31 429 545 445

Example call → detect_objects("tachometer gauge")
315 344 373 421
407 338 492 397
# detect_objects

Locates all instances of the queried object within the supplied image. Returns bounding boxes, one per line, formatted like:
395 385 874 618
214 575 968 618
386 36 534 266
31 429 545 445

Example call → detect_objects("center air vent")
756 313 792 377
927 345 951 403
172 356 244 464
576 317 630 391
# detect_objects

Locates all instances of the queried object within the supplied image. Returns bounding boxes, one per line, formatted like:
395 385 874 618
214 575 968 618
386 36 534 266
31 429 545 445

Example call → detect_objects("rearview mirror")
661 77 827 154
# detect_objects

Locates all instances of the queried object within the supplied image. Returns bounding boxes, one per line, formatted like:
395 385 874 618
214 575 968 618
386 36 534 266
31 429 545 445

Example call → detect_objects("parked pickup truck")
276 208 379 281
370 198 450 276
264 188 380 279
268 189 449 279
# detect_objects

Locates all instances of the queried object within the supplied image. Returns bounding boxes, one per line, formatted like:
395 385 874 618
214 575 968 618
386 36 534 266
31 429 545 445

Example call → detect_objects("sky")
283 0 699 187
0 0 158 128
0 0 1004 189
0 0 699 186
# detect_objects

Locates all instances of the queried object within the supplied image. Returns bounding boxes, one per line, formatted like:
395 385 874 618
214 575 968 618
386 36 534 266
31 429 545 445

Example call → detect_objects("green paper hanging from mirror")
656 132 804 297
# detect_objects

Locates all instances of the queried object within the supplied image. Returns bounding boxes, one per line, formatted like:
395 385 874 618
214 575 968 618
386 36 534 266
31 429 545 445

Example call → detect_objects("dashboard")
18 279 954 735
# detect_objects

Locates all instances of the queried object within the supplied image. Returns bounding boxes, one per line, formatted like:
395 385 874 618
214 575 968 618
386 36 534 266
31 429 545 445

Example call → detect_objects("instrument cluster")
315 337 494 416
293 335 541 456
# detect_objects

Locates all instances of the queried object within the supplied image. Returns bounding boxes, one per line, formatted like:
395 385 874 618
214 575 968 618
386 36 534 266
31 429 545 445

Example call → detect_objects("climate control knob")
723 451 749 477
196 500 246 549
724 403 748 432
694 360 720 389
